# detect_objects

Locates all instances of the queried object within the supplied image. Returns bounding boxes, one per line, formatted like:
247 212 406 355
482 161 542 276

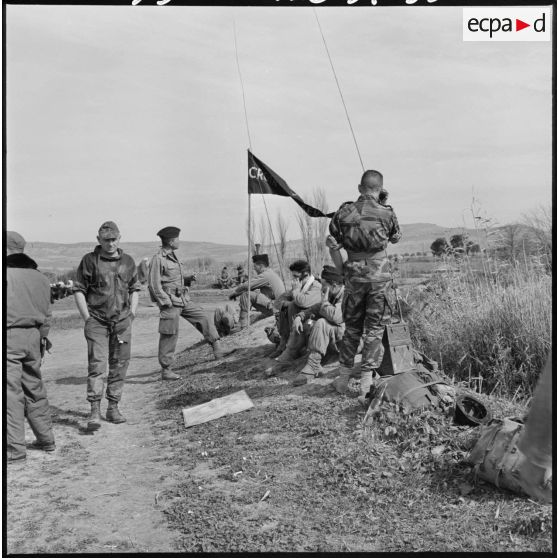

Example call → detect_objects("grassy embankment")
151 256 552 552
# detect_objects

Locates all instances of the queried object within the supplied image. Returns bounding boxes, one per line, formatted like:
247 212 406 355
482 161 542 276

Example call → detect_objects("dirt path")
6 304 204 554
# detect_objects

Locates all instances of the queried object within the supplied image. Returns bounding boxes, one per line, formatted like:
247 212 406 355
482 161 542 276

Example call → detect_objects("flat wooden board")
182 390 254 428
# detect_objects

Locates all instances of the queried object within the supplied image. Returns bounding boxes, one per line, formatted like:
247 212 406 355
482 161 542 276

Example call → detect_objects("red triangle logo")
516 19 530 31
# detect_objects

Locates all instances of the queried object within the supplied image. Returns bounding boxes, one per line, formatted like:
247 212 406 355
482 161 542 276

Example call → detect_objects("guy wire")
233 19 253 151
233 20 287 287
313 8 365 173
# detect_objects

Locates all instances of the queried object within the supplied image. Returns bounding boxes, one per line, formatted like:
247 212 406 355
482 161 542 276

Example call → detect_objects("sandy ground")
6 300 213 554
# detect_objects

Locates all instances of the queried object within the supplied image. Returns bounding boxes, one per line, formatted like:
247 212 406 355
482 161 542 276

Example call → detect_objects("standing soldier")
73 221 140 428
148 226 227 381
6 231 56 462
327 170 401 405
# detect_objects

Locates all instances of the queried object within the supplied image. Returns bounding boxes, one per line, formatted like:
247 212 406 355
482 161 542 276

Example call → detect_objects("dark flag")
248 150 334 218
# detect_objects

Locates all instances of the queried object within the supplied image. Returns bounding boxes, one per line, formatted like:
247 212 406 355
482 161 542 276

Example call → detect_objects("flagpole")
247 192 252 327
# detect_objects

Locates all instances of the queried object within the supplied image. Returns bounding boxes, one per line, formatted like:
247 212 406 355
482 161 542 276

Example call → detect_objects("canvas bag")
466 417 526 494
372 367 447 410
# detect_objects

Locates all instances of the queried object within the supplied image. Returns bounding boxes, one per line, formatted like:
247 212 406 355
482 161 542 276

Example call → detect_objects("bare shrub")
295 187 329 274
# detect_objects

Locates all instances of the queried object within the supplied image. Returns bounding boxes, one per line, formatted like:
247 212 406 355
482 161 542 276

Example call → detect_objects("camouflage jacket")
330 194 401 281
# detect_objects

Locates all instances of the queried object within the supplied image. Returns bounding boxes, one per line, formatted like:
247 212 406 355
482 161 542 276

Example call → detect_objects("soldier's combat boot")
268 340 287 359
87 400 102 430
212 339 232 360
332 365 353 394
293 352 323 386
357 369 376 408
239 311 249 329
161 369 181 380
106 401 126 424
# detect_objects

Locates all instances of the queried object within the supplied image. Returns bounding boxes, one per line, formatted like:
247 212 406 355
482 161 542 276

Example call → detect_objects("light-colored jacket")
295 286 345 326
234 268 285 301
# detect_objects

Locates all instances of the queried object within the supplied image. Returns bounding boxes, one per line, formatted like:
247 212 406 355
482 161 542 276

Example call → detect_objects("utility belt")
163 285 187 297
346 251 385 262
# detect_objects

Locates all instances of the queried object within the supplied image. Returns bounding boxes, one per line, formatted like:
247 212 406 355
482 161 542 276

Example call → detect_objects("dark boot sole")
87 421 101 430
105 418 126 424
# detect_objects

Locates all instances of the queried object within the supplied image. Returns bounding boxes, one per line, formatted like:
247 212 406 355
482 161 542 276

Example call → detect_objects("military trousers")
277 301 302 346
6 328 55 460
307 318 345 356
339 278 391 374
84 315 133 403
158 302 220 370
238 291 274 321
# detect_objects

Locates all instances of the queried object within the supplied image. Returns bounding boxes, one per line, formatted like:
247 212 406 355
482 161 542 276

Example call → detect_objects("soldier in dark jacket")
73 221 141 428
6 231 55 461
328 169 401 405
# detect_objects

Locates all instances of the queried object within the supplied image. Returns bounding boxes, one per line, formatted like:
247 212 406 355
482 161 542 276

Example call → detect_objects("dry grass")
406 259 552 399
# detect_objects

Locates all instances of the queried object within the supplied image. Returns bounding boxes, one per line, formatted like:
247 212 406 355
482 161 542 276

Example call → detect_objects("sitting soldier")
219 266 233 289
271 259 322 362
290 265 345 386
229 254 285 328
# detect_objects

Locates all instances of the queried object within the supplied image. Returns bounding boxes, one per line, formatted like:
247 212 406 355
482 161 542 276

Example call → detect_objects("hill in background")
26 223 485 272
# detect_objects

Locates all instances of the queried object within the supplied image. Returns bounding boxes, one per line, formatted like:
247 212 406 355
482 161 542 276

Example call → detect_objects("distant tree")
522 204 552 267
430 237 449 257
469 243 481 254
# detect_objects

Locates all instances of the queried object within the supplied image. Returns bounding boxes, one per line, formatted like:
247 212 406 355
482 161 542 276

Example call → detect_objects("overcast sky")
6 5 553 244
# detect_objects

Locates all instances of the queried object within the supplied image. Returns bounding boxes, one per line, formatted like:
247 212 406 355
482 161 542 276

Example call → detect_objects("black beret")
321 265 344 283
157 226 181 239
252 253 269 266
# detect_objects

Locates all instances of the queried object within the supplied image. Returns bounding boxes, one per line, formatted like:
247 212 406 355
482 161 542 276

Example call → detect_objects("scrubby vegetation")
405 257 552 399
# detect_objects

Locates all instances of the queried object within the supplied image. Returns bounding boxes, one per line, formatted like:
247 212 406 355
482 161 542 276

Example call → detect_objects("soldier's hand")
326 235 339 249
293 316 304 334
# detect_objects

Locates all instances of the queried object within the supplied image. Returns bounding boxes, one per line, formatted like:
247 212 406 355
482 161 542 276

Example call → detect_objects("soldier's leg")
251 292 274 317
238 291 250 326
359 281 390 401
295 319 332 383
6 329 27 460
106 318 133 403
158 306 181 371
84 317 110 402
21 328 55 446
181 302 220 343
333 282 367 393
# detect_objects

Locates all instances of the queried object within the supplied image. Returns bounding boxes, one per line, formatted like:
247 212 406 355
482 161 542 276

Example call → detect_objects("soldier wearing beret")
290 265 346 386
148 226 226 381
73 221 141 428
229 253 285 329
6 231 56 461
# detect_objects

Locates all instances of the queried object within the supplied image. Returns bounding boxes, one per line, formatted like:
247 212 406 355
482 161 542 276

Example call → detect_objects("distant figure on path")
6 231 56 462
73 221 141 428
148 226 228 381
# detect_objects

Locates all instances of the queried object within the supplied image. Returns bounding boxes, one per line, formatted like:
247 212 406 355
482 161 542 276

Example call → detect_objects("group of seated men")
227 253 345 386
